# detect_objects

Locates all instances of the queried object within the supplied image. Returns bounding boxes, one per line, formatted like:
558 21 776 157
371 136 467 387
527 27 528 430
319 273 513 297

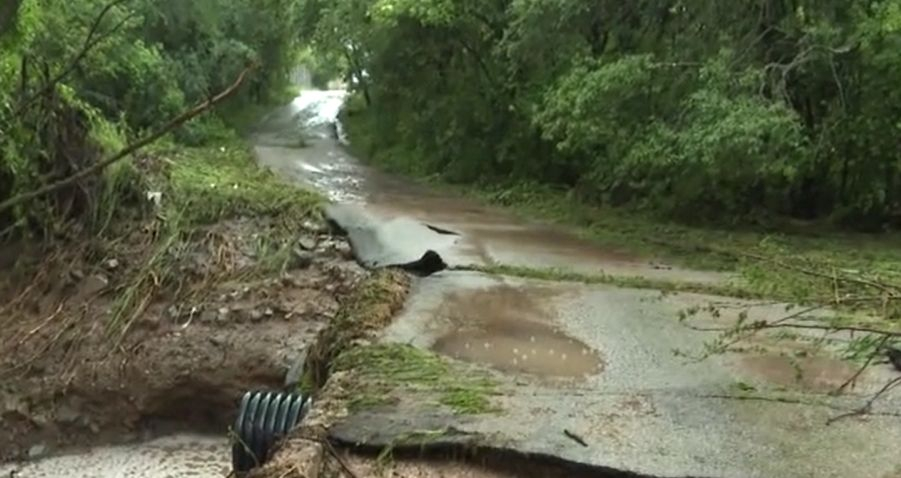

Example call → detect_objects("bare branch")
0 65 257 216
827 376 901 425
834 335 891 395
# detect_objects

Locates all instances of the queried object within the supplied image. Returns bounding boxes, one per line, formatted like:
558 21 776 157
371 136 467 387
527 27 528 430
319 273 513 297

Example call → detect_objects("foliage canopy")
303 0 901 228
0 0 305 237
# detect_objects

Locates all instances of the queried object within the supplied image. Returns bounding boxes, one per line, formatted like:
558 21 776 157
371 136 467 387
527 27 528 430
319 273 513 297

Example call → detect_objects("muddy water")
740 355 860 393
429 285 602 379
0 435 229 478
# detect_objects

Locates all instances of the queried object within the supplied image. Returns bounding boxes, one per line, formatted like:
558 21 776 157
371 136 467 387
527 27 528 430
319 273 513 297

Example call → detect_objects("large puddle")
430 285 602 379
0 434 229 478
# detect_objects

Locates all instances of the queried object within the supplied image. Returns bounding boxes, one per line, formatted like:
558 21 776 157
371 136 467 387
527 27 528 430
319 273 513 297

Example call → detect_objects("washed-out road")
258 90 901 478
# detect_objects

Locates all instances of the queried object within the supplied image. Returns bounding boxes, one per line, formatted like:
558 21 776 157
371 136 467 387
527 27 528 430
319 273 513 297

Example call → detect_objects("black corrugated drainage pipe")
232 390 312 475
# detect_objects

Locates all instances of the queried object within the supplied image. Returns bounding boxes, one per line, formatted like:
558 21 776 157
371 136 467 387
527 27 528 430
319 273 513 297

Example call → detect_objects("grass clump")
333 343 500 415
161 137 322 225
303 270 410 390
464 263 759 299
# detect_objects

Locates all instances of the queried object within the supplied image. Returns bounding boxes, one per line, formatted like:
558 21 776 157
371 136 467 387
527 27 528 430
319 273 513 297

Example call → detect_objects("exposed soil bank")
0 214 365 474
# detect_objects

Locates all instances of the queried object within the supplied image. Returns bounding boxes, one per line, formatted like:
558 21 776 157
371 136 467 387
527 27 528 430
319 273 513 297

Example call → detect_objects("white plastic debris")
146 191 162 207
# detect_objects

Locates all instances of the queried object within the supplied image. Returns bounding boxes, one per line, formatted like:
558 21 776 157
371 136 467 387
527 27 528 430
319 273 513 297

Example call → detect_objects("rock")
30 412 50 426
82 274 109 296
69 269 85 281
209 336 225 347
288 248 314 270
2 393 28 415
249 309 264 322
103 258 120 270
56 403 80 424
218 307 230 322
27 444 47 459
199 309 217 324
335 242 353 259
298 235 318 251
166 305 180 320
264 308 274 317
284 347 309 388
302 219 328 234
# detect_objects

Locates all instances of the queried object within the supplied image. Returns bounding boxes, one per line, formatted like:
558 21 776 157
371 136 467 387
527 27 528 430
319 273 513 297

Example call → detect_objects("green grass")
460 263 758 298
333 343 500 415
302 269 409 391
105 133 324 337
161 138 322 225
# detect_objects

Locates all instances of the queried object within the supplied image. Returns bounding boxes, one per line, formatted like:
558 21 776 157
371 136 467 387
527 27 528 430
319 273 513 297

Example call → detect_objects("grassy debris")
333 343 500 415
107 136 324 338
161 139 322 225
302 269 410 392
462 263 759 299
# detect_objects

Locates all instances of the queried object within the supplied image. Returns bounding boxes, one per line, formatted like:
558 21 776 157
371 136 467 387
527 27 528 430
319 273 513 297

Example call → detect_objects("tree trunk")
0 0 22 38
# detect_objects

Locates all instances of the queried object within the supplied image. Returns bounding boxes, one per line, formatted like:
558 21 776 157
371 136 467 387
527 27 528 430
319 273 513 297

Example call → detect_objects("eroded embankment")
0 211 368 475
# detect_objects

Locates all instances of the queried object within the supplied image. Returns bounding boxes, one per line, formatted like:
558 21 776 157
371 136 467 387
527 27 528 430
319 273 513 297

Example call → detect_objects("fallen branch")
827 376 901 425
834 335 891 395
0 64 256 216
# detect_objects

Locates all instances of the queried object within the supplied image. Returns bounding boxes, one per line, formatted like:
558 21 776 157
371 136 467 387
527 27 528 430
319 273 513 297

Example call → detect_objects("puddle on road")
430 285 602 379
740 355 859 393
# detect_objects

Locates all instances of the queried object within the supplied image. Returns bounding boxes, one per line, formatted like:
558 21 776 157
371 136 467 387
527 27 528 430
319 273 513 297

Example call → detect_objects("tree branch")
0 65 256 216
14 0 132 116
827 376 901 425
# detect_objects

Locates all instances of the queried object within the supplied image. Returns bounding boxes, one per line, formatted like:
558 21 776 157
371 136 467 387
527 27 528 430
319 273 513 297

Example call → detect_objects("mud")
0 215 366 471
740 355 860 393
429 286 602 379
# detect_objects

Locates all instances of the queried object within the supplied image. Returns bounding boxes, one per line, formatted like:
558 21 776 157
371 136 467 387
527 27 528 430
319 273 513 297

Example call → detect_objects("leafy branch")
677 251 901 423
13 0 134 117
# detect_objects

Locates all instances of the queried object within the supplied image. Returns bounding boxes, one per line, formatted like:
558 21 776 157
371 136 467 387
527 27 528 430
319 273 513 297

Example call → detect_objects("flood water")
0 435 229 478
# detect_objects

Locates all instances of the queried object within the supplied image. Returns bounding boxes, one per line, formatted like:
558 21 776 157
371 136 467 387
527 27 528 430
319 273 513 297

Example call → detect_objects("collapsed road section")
247 90 901 478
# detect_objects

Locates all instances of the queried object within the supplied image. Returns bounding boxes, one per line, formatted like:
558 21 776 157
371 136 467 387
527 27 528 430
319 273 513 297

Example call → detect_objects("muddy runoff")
0 216 367 478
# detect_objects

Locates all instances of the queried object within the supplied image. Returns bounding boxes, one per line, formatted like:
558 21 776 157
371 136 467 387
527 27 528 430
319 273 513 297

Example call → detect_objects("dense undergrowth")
0 0 307 241
104 135 322 336
0 0 322 341
342 97 901 322
302 0 901 230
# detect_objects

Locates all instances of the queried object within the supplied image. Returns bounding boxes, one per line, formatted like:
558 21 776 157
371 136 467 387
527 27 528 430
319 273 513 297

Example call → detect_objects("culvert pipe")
232 390 312 474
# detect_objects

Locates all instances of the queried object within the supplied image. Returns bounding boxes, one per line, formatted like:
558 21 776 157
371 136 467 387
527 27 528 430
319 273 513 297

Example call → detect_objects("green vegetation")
303 269 410 391
333 343 500 415
0 0 306 239
302 0 901 229
160 139 321 225
460 263 757 298
455 183 901 310
107 136 323 337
